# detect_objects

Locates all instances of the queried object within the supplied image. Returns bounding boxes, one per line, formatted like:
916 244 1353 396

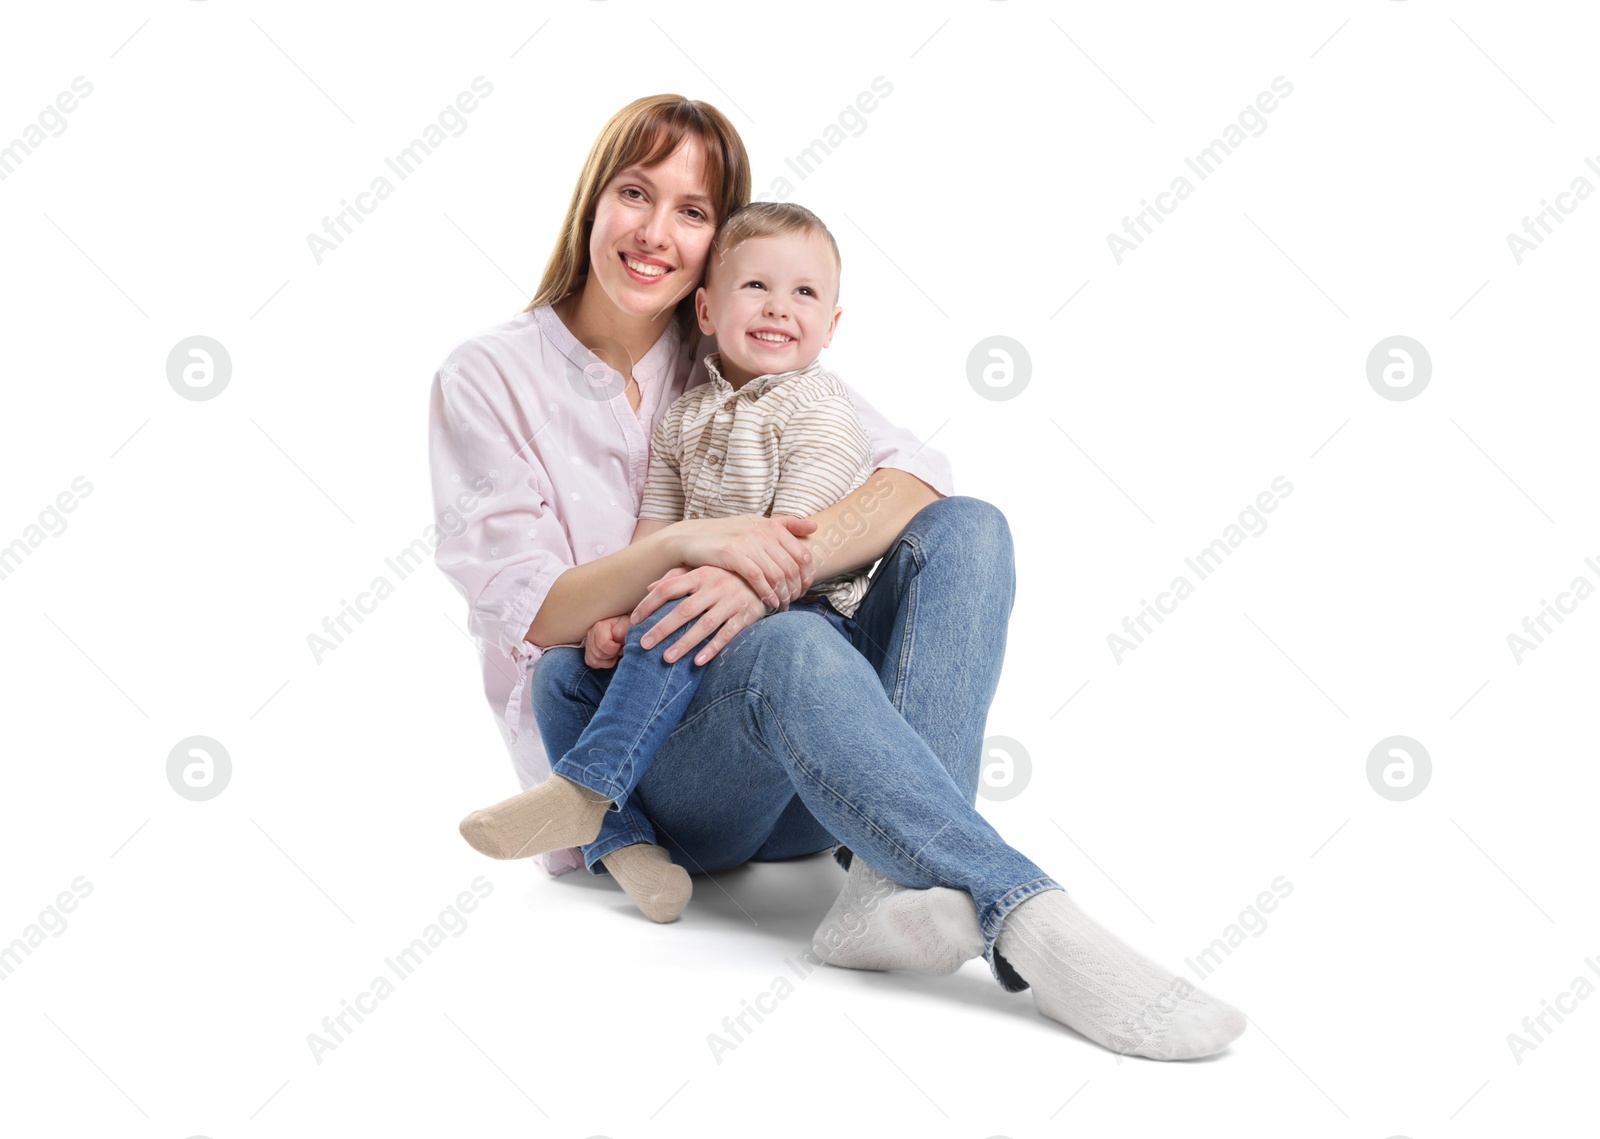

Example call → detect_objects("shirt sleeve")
833 374 955 496
770 391 874 518
638 412 685 522
427 350 574 665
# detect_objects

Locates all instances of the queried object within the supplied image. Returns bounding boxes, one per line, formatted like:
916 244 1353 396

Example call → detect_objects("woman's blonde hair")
524 95 751 341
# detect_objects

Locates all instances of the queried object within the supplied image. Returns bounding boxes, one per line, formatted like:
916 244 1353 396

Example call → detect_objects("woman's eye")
620 187 644 201
685 208 708 221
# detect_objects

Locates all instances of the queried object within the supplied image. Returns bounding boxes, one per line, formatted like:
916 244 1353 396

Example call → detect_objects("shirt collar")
535 303 682 397
702 351 827 399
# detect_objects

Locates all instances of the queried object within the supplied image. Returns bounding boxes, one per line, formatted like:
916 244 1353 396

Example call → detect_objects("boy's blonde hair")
706 201 841 301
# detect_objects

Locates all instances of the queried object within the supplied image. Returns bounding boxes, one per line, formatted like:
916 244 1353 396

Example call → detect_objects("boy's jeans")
535 593 849 871
529 496 1062 991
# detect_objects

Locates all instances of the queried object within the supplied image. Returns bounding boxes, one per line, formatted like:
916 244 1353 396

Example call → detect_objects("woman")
429 94 1245 1060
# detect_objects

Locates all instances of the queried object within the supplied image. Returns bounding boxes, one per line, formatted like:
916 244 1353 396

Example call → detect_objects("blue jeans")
529 496 1062 991
535 592 841 854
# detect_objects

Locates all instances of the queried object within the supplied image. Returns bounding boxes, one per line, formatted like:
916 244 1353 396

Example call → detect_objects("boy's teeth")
753 332 792 342
624 257 668 276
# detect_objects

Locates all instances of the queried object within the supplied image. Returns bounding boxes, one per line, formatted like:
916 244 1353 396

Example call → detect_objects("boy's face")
695 229 842 385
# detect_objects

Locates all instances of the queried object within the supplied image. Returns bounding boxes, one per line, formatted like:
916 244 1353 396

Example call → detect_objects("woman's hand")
667 514 818 611
582 614 632 669
630 565 773 666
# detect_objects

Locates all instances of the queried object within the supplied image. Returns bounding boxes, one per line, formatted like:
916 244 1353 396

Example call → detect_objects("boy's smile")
695 228 842 388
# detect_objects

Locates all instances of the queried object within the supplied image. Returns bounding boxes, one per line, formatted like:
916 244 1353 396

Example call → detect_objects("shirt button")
596 544 606 554
708 454 720 464
723 400 735 411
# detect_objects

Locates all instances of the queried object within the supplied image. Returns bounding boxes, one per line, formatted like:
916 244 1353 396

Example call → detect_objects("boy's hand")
583 614 632 669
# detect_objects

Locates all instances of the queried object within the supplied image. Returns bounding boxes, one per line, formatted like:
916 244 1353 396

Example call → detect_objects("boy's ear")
694 286 716 336
821 303 842 349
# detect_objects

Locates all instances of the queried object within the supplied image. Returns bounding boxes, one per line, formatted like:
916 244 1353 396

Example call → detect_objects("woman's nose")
637 209 669 247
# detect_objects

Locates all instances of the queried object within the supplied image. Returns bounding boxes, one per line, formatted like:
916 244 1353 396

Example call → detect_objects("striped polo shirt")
640 351 873 617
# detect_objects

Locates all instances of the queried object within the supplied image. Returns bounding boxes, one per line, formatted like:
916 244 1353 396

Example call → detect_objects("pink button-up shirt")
428 303 954 874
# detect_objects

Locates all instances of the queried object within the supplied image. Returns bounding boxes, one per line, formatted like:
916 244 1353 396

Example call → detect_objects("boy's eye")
798 287 814 297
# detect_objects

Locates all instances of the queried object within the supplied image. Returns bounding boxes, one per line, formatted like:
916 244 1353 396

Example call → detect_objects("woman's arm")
762 387 937 584
526 515 819 650
797 467 941 580
531 517 678 650
632 517 673 544
526 525 686 650
623 468 938 660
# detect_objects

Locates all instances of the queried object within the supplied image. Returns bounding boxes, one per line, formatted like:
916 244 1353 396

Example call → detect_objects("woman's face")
586 134 717 324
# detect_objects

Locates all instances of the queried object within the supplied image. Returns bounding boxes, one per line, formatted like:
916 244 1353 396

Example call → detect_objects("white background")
1 2 1596 1136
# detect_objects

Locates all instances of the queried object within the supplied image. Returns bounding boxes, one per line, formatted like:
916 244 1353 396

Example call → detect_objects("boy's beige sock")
600 842 692 923
458 775 613 860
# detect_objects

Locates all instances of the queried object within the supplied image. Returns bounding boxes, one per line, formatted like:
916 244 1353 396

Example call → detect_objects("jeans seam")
660 686 749 741
982 875 1060 938
750 685 946 884
888 530 924 714
561 654 591 704
606 652 692 793
551 760 627 804
981 877 1063 992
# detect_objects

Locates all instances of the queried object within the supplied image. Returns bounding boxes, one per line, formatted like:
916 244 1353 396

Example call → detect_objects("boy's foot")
812 856 984 974
458 775 612 860
600 842 692 923
995 889 1247 1060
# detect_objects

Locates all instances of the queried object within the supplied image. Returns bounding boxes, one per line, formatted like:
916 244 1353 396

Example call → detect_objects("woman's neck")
554 286 676 377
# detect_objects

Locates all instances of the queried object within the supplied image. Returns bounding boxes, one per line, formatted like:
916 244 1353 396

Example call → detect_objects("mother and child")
430 93 1247 1060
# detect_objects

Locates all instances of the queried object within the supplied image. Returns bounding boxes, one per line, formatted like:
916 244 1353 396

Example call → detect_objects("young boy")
458 203 932 933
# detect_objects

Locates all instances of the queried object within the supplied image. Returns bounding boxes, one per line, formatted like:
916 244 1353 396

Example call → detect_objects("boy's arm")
801 377 950 578
764 391 889 588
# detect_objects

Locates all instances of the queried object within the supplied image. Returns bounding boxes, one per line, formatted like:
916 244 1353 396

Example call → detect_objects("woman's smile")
619 251 674 283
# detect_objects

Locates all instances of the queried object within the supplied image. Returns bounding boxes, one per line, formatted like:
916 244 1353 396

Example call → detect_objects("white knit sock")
812 857 984 975
995 889 1246 1060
